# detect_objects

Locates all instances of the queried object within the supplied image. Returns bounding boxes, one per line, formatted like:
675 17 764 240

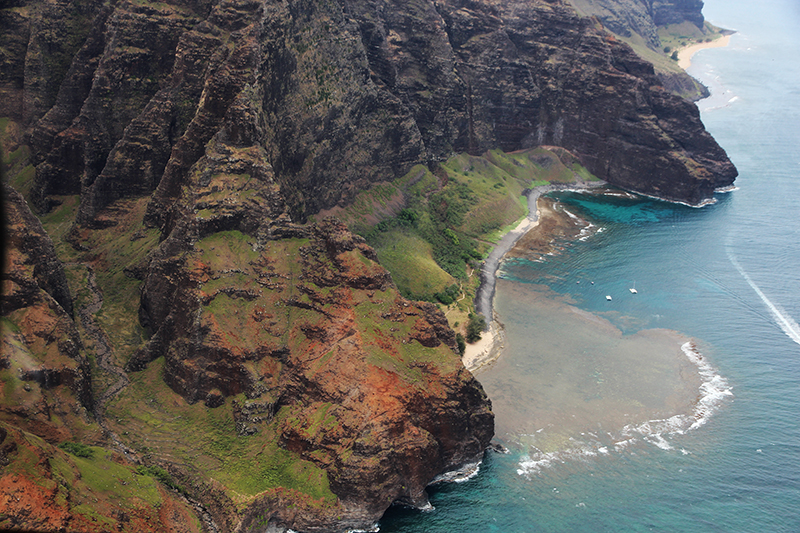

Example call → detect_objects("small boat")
606 295 612 301
629 281 638 294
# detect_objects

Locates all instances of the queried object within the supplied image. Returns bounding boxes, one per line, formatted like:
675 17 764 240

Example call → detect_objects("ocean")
378 0 800 531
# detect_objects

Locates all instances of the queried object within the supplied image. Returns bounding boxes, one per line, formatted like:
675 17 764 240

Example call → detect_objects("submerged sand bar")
464 180 604 372
482 282 703 451
465 190 726 463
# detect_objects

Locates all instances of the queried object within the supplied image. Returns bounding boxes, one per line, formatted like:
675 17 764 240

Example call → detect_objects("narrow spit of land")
463 180 604 372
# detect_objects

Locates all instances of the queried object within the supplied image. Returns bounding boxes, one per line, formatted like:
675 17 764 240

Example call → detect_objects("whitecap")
516 341 731 476
430 461 481 484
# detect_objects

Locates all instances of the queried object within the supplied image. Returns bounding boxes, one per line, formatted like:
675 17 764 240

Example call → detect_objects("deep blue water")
379 0 800 531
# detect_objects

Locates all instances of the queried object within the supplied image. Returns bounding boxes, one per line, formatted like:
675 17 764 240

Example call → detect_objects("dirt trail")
474 180 605 323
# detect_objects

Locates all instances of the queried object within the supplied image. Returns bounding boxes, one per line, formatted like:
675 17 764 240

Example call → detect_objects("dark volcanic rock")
20 0 735 223
123 100 493 529
652 0 705 27
133 186 493 530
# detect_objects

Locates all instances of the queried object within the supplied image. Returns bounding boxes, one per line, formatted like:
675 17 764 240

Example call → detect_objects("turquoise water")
379 0 800 531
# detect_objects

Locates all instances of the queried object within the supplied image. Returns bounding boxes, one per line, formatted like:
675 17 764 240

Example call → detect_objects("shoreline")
462 180 605 372
463 31 738 374
677 32 734 70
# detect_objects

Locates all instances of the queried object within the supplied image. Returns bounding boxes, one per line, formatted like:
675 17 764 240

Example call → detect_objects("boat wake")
728 250 800 346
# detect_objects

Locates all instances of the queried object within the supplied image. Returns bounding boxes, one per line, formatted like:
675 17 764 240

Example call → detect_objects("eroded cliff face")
2 0 737 530
124 116 493 527
1 183 93 440
13 0 736 224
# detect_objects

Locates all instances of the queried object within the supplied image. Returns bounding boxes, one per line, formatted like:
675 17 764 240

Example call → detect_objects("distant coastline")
677 30 735 70
463 32 738 373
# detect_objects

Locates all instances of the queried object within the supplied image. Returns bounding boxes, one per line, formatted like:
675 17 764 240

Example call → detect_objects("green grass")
71 447 163 508
107 357 337 505
332 148 590 306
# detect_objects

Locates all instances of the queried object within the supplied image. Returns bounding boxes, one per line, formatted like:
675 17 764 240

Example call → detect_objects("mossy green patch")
372 230 453 300
71 447 162 508
197 230 259 269
107 357 337 506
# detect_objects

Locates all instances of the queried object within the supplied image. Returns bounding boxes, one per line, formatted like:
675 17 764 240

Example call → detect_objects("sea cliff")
1 0 735 531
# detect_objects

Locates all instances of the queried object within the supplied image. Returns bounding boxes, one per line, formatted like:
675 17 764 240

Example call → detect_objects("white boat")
629 281 638 294
606 295 612 301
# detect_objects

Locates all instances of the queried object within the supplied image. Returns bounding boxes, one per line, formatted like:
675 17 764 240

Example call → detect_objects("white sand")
462 320 503 373
677 34 732 70
462 215 539 373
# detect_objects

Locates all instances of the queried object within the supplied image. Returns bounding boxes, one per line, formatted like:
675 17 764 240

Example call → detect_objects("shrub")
456 333 466 355
59 441 94 458
136 465 184 492
466 313 486 343
434 283 460 305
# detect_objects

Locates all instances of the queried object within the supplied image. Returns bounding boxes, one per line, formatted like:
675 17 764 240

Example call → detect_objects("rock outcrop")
1 183 93 441
126 121 494 526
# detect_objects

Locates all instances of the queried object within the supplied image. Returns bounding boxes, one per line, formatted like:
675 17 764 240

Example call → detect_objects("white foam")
345 525 381 533
682 341 734 430
517 441 607 477
517 341 732 476
430 461 481 484
562 208 581 222
728 251 800 346
578 223 598 241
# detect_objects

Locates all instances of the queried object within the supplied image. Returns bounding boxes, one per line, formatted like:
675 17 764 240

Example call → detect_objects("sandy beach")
463 180 604 372
677 33 733 70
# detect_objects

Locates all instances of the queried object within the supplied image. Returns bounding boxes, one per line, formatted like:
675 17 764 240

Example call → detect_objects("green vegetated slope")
323 147 596 330
0 421 203 532
107 357 336 508
658 20 729 55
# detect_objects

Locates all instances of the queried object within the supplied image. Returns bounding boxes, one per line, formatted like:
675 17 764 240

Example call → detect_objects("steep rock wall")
16 0 735 224
1 184 93 439
123 104 493 528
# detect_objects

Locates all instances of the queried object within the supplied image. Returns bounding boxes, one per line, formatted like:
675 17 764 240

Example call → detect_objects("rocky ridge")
8 0 736 223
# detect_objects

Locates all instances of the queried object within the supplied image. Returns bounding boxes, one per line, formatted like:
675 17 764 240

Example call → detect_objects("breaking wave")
517 341 732 477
